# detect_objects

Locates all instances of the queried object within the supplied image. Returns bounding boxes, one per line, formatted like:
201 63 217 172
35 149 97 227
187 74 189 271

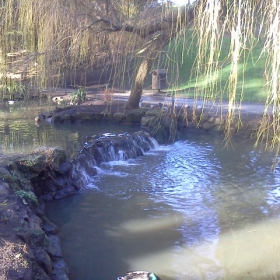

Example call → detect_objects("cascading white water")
47 134 280 280
71 131 159 187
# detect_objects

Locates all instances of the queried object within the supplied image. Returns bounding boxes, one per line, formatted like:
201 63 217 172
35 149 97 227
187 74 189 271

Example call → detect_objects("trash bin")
151 69 167 91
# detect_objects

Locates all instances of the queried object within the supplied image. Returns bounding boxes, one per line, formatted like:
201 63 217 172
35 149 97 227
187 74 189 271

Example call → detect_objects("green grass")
163 33 267 103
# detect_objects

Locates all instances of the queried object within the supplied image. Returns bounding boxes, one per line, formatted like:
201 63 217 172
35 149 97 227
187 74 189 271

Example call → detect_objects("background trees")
0 0 192 101
1 0 280 154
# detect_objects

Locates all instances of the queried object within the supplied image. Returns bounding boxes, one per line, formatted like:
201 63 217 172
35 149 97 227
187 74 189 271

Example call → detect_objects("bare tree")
81 1 194 108
2 0 280 155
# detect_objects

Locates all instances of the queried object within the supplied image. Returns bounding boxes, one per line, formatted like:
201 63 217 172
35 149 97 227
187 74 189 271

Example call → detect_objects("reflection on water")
0 100 137 155
46 134 280 280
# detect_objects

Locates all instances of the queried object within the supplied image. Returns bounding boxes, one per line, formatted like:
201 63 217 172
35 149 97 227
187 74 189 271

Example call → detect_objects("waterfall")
71 131 159 187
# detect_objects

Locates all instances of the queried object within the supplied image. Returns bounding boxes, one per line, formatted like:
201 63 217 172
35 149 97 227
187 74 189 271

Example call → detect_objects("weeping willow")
189 0 280 156
0 0 110 89
1 0 280 155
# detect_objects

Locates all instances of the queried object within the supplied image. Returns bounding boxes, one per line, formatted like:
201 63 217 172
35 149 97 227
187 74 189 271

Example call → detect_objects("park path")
110 90 267 116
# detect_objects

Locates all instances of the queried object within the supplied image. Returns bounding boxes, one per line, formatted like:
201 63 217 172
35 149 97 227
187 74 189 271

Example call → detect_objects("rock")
41 192 54 202
16 228 31 244
16 190 39 207
93 113 105 120
47 147 67 171
76 111 95 120
52 259 69 280
29 215 43 231
52 115 63 123
141 116 157 127
33 248 53 276
44 235 63 258
3 208 19 222
246 121 260 131
199 113 211 122
54 185 78 199
202 122 215 130
58 162 71 175
125 109 142 123
0 167 15 183
42 220 59 234
145 108 162 116
31 261 51 280
214 116 224 125
7 266 33 280
0 182 9 195
113 112 125 122
30 229 46 247
16 154 47 174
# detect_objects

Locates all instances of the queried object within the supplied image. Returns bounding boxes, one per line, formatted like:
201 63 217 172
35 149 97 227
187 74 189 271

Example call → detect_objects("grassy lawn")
163 33 267 103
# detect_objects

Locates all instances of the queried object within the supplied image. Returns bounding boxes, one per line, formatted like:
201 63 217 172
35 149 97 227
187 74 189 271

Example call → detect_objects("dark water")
46 134 280 280
2 101 280 279
0 100 137 155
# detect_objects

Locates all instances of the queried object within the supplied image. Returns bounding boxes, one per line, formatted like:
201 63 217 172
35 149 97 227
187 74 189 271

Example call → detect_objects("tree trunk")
126 56 153 109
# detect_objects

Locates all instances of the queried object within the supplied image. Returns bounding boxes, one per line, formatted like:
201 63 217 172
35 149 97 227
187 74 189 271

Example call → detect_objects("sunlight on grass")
164 35 267 103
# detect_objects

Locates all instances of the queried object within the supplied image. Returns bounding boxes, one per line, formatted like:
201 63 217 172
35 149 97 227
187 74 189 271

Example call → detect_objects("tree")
75 0 194 108
0 0 193 104
2 0 280 155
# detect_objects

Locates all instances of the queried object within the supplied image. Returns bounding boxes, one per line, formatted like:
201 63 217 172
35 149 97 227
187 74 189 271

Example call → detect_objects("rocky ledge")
0 131 158 280
36 103 265 144
0 147 73 280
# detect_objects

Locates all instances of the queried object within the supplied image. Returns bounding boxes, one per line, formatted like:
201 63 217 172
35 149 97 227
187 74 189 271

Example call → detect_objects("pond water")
46 133 280 280
2 101 280 280
0 100 137 155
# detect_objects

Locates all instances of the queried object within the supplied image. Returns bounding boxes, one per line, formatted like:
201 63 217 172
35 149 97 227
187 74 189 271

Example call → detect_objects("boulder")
42 220 59 235
0 182 9 195
141 116 157 127
44 235 63 258
113 112 125 122
76 111 95 120
54 185 78 199
33 248 53 276
52 259 69 280
0 167 15 183
125 109 143 123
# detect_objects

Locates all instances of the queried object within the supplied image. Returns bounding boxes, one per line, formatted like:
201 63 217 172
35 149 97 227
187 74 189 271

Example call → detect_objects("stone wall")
41 105 263 144
0 132 159 280
0 147 72 280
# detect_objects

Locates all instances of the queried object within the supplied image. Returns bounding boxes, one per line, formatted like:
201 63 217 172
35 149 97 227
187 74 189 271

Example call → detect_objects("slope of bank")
0 131 158 280
0 90 271 279
0 147 73 280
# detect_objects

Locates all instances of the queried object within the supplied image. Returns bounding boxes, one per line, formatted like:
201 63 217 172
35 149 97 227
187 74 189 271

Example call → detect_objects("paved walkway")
49 88 268 117
110 91 267 116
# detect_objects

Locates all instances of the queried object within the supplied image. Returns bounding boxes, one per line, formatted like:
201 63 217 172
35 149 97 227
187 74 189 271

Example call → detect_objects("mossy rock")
31 147 66 172
125 110 143 123
0 167 15 183
52 115 63 123
141 116 158 127
145 108 163 116
16 154 47 174
15 190 39 208
76 111 95 120
113 112 125 122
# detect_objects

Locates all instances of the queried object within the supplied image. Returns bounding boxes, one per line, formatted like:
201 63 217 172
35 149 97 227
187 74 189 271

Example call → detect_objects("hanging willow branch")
1 0 280 156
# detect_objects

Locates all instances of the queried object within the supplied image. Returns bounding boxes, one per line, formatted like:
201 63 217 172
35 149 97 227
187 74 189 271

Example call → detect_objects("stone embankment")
0 147 72 280
38 102 263 143
0 131 157 280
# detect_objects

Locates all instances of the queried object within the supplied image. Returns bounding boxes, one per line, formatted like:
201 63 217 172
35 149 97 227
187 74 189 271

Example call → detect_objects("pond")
2 100 280 279
46 134 280 280
0 99 138 155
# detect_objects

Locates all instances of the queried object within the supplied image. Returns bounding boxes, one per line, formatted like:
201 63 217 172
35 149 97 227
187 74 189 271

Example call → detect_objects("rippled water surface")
46 134 280 280
0 100 137 155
